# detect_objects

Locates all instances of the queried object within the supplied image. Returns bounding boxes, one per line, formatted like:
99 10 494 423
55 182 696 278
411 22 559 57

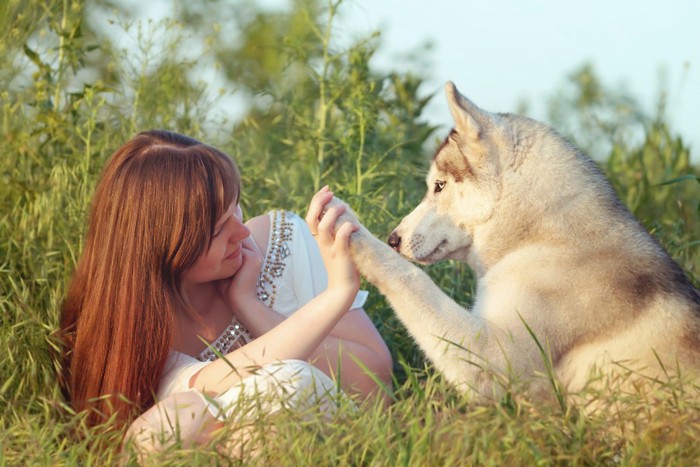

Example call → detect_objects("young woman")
59 130 392 449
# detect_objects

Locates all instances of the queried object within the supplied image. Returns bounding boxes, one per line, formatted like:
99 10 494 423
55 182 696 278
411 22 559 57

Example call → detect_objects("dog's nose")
388 231 401 251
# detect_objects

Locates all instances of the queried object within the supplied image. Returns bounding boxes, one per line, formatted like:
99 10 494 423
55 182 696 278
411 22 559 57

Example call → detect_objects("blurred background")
101 0 699 156
342 0 699 154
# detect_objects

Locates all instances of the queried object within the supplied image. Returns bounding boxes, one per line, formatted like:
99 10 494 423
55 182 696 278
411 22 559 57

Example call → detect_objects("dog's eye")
434 180 446 193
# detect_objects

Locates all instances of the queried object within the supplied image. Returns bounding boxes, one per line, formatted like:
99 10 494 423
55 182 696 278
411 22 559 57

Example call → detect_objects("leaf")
22 44 43 68
653 174 700 187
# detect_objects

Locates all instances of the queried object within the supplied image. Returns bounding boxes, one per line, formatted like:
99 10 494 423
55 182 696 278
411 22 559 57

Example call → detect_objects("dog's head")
389 82 516 265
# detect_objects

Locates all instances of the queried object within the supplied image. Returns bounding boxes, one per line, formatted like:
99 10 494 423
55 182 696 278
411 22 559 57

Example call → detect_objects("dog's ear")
445 81 491 142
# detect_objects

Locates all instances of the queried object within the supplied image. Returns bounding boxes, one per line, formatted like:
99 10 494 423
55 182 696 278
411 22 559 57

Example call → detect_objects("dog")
330 81 700 400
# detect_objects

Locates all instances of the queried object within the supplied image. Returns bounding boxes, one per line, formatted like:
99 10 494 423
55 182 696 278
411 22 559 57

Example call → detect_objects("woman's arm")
192 188 360 394
308 307 392 403
242 207 392 401
230 298 392 402
191 284 356 394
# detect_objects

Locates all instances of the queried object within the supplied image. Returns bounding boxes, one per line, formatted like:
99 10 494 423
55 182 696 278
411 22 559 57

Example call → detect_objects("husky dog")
331 82 700 399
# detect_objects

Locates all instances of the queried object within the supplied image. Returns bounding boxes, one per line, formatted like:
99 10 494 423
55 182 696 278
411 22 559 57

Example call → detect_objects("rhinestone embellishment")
197 320 253 362
257 210 293 309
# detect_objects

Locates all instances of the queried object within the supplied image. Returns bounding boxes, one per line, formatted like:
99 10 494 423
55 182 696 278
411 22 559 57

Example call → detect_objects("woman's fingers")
331 221 359 262
305 186 332 235
242 235 262 259
316 204 347 243
334 221 359 249
239 247 262 278
306 187 358 243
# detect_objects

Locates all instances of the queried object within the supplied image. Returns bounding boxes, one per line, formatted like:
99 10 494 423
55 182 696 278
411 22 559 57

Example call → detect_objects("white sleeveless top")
157 210 368 400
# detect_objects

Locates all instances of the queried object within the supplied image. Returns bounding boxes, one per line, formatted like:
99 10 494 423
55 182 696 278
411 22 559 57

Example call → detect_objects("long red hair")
59 130 240 429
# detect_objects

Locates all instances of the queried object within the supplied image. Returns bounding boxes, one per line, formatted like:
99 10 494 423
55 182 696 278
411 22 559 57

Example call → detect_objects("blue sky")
122 0 699 154
334 0 699 153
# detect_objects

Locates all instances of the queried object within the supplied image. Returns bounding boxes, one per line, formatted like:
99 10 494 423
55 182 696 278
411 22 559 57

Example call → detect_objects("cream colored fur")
330 82 700 400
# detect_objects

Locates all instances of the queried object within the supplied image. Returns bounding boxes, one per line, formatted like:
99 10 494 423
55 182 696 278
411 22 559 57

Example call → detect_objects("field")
1 1 699 465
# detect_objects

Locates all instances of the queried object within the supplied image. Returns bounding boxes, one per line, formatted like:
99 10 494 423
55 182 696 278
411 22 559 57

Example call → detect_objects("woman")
59 130 392 448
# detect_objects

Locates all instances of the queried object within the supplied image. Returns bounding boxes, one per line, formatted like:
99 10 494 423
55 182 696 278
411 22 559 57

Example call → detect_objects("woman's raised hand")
216 235 263 315
305 186 360 297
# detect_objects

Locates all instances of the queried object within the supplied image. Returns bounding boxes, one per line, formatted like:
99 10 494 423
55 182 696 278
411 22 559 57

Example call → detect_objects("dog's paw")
326 196 361 228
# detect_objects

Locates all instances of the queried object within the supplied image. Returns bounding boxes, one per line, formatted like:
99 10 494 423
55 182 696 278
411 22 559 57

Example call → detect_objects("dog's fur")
332 82 700 400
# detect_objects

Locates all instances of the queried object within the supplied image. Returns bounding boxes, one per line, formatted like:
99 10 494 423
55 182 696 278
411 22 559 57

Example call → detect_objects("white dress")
156 210 368 420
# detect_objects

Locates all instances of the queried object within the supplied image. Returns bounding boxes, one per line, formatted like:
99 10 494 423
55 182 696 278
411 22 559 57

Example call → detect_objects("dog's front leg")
329 199 518 399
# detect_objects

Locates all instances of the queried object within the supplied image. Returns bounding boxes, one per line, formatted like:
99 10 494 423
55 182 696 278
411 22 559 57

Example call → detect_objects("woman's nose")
231 217 250 241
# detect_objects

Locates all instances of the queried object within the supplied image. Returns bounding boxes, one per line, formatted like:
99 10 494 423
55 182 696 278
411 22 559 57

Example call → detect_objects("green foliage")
1 0 698 464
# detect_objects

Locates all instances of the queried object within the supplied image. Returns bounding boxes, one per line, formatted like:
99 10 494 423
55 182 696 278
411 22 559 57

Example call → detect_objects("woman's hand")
305 186 360 297
193 190 376 395
216 235 263 316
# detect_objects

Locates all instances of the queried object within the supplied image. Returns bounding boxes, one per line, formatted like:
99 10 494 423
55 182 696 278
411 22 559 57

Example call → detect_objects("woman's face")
183 201 250 285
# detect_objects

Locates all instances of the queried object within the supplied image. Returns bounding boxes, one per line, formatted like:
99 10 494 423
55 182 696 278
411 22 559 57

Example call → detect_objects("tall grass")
1 0 699 465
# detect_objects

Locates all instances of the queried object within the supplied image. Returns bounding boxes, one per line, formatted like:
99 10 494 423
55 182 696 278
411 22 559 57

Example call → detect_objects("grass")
2 0 700 465
5 369 698 465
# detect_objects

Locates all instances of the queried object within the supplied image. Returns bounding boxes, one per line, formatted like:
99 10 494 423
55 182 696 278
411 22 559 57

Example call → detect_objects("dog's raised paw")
327 196 361 227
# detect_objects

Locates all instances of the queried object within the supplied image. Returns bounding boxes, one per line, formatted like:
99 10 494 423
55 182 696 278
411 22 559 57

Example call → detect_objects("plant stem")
53 0 69 111
314 0 341 191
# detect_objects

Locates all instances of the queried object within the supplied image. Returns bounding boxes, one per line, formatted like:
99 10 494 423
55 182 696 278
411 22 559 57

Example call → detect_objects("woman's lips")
225 245 241 260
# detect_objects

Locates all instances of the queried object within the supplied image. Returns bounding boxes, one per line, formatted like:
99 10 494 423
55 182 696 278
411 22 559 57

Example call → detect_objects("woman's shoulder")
246 212 271 254
246 210 305 256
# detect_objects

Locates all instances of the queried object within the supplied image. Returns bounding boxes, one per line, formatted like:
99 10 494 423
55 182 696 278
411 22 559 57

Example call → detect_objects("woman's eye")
434 180 446 193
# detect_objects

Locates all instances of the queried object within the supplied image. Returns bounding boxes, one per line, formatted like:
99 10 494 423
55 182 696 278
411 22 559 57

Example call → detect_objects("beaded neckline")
197 319 253 362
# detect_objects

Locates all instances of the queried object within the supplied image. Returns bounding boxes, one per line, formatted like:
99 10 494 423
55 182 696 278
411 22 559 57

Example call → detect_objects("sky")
123 0 699 153
332 0 699 153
